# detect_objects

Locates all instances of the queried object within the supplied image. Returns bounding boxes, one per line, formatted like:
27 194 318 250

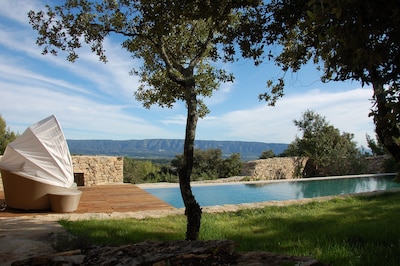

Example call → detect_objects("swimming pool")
143 174 400 208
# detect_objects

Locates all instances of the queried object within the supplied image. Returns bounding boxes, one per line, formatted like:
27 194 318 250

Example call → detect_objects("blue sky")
0 0 375 148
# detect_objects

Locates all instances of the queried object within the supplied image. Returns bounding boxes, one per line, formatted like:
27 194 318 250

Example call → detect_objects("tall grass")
59 191 400 265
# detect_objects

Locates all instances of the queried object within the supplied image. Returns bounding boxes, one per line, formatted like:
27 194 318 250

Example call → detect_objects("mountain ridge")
67 139 289 161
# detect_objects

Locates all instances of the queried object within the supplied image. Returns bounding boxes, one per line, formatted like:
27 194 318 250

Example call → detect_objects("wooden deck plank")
0 184 175 218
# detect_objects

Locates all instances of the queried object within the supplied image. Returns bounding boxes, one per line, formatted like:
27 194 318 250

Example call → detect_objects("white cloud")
0 2 141 103
0 0 43 25
1 79 174 140
197 88 375 147
161 115 187 126
0 59 94 96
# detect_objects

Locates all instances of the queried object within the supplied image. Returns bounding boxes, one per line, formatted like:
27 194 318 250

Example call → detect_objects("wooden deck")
0 184 175 218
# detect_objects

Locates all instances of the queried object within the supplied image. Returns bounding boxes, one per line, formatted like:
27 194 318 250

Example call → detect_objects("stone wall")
241 157 308 180
365 155 390 174
241 156 393 181
0 156 123 189
72 156 124 186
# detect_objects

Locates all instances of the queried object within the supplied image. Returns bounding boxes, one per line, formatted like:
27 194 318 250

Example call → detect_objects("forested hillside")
67 139 288 161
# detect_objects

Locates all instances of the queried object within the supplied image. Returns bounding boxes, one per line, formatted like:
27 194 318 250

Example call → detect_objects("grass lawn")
59 191 400 266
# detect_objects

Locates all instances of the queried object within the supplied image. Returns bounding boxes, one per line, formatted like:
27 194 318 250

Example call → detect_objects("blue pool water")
143 174 400 208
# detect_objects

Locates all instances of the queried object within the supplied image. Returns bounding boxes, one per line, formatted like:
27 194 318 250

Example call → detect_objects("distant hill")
67 139 288 161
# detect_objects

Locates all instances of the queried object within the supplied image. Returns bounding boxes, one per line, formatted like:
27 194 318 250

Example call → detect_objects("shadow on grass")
59 217 186 247
216 192 400 265
59 191 400 266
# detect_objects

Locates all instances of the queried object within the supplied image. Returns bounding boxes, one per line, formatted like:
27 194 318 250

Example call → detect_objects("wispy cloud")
0 3 166 139
197 88 375 147
0 4 140 102
0 0 42 25
161 115 187 126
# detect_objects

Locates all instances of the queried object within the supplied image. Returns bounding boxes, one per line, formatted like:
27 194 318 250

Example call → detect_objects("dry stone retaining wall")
0 155 123 189
241 157 308 180
241 156 392 181
365 155 390 174
72 156 124 186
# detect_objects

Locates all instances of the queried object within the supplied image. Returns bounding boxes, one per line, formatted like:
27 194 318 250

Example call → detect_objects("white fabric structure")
0 115 74 188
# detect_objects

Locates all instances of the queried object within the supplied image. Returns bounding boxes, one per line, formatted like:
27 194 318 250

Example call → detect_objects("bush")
171 149 243 181
284 110 368 177
123 158 168 183
0 115 19 154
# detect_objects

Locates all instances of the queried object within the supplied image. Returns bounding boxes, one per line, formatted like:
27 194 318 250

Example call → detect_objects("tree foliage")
263 0 400 169
259 149 275 159
123 150 242 184
28 0 267 240
124 158 158 183
366 134 386 156
171 149 243 181
220 153 243 178
0 115 19 155
285 110 366 177
123 158 177 184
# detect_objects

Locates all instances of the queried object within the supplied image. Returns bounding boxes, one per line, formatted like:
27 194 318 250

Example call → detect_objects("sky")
0 0 376 148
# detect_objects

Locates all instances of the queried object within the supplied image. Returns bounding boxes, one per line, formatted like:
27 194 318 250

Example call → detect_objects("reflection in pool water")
143 174 400 208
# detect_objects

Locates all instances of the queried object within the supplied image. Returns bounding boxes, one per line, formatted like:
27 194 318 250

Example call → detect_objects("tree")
28 0 266 240
171 149 243 180
285 110 365 177
123 158 159 183
366 134 385 156
0 115 18 155
263 0 400 175
259 149 275 159
220 153 242 178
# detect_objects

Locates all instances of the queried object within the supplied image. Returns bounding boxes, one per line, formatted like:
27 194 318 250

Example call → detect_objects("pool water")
143 174 400 208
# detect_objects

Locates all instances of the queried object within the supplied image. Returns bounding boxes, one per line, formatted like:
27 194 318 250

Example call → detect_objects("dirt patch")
0 217 75 265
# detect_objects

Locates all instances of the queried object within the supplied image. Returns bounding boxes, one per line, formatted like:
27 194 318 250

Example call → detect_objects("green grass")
59 191 400 265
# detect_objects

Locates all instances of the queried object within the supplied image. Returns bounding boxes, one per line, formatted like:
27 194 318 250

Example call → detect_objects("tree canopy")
263 0 400 168
259 149 275 159
0 115 18 155
28 0 267 240
171 149 242 180
284 110 366 177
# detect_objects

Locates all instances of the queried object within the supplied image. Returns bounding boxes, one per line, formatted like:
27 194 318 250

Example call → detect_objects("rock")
12 240 325 266
83 240 236 265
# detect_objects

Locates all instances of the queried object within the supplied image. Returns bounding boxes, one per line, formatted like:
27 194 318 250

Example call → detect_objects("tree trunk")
372 79 400 180
179 88 202 241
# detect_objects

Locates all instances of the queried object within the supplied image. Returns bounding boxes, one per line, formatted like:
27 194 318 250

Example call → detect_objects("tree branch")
189 24 214 69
